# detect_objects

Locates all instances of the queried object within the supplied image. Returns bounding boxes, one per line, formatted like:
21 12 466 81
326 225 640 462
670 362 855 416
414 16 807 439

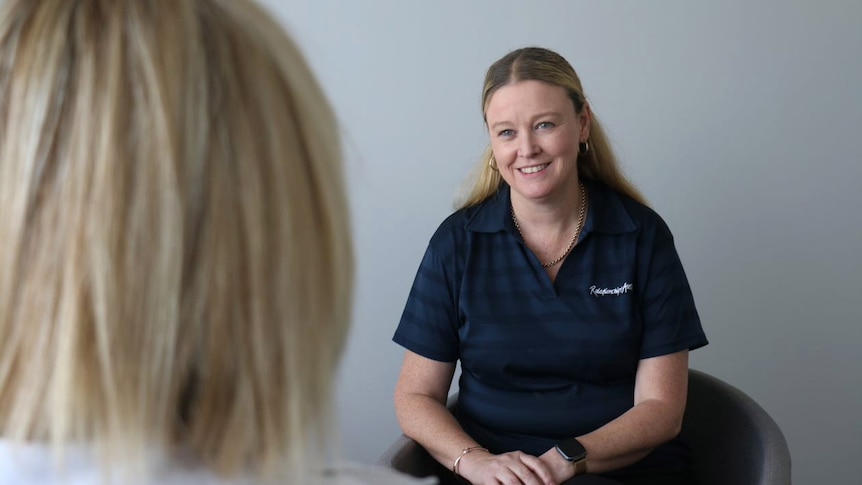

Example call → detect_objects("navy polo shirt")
394 181 707 474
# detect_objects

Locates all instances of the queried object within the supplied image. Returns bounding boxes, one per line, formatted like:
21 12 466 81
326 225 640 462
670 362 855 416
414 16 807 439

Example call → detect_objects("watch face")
556 438 587 461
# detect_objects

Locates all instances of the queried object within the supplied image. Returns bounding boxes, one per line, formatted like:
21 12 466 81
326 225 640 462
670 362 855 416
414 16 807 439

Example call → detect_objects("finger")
479 455 522 485
497 454 543 485
485 453 546 485
516 453 555 485
498 470 532 485
487 455 535 485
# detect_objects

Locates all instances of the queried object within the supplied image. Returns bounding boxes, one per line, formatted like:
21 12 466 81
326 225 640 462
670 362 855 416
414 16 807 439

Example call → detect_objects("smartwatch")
555 438 588 475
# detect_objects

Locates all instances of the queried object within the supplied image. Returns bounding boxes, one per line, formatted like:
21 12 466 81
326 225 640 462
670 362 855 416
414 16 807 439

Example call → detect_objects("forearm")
539 351 690 481
394 390 480 472
396 390 557 485
539 398 682 480
393 351 565 485
579 397 682 472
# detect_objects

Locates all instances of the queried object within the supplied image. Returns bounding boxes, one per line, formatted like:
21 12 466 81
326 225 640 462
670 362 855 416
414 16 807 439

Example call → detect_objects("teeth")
520 163 550 174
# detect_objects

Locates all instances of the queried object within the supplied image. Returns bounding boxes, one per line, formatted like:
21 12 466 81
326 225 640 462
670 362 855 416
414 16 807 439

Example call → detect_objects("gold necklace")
511 181 587 268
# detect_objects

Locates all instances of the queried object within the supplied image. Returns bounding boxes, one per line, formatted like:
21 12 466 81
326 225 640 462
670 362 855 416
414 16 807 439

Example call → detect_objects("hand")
458 450 556 485
537 447 577 484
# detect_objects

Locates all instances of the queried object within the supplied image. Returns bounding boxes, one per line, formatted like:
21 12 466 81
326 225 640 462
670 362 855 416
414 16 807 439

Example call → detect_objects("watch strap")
573 457 587 476
555 438 588 476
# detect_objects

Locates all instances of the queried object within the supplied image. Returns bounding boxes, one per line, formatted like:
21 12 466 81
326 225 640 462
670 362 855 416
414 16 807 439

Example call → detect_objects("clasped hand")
459 448 570 485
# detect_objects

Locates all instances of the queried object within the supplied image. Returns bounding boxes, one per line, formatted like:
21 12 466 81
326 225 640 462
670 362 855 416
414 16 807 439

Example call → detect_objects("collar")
465 181 637 236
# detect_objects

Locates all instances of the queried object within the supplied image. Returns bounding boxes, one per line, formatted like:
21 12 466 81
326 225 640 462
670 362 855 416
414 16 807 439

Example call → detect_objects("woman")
393 47 708 485
0 1 428 484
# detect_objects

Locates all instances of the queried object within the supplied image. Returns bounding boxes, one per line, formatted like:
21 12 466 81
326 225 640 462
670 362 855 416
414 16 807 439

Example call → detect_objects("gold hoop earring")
488 154 499 171
578 141 590 156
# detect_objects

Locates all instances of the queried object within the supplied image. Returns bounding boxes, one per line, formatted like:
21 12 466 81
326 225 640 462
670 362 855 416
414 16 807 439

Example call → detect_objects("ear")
579 102 592 142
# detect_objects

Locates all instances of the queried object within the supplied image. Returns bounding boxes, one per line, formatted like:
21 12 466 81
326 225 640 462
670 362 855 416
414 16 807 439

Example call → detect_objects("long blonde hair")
458 47 647 208
0 0 352 481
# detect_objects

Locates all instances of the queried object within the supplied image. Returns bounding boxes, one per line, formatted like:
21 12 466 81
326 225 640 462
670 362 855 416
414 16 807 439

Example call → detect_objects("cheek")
547 132 579 156
489 139 516 159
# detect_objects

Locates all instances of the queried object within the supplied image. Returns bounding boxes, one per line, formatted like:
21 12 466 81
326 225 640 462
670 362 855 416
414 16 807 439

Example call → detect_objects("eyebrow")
489 111 562 130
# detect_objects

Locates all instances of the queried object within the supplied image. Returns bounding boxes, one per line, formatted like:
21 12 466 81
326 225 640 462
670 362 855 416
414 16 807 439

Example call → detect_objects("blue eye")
536 121 554 130
498 129 514 138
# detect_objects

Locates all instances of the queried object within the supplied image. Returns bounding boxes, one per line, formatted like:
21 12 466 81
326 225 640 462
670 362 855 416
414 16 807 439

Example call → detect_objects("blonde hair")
458 47 647 208
0 0 352 481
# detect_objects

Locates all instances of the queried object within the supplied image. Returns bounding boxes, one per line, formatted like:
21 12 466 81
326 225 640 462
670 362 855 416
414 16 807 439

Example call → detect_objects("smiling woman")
486 80 584 208
463 47 647 211
485 80 588 274
392 47 708 485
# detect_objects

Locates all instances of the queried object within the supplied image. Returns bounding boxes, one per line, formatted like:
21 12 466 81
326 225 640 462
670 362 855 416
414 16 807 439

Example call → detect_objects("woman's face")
485 80 589 205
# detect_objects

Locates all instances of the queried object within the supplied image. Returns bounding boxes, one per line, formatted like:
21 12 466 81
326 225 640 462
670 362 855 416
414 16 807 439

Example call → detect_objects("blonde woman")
0 1 429 484
394 47 707 485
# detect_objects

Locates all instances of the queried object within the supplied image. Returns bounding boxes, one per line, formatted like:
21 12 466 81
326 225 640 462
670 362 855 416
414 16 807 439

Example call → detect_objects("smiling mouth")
519 162 551 174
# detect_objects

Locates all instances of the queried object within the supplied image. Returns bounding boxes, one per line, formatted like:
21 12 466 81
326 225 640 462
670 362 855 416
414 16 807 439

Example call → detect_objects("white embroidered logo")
589 282 633 297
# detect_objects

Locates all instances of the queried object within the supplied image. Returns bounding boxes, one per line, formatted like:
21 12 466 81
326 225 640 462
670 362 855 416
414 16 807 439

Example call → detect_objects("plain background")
260 1 861 483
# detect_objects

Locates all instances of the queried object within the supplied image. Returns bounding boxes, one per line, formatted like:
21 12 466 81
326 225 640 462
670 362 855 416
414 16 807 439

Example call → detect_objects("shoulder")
426 196 498 256
590 182 674 240
0 441 435 485
319 464 436 485
0 440 92 484
429 208 472 245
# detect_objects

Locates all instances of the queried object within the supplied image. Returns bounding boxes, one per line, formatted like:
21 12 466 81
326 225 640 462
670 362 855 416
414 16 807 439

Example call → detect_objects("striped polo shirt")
393 180 707 474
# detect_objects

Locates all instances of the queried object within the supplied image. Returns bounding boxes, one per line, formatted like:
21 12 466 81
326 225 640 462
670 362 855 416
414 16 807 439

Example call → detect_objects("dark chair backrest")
680 369 792 485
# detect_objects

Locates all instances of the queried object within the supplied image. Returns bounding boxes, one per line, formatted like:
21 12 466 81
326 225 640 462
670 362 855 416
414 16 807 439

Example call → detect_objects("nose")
517 132 540 158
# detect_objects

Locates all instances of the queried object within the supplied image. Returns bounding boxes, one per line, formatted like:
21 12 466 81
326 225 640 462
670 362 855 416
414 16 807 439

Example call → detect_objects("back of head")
458 46 646 208
0 0 352 481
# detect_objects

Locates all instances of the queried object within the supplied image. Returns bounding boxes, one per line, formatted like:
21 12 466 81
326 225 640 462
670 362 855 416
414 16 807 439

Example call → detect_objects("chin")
513 187 558 202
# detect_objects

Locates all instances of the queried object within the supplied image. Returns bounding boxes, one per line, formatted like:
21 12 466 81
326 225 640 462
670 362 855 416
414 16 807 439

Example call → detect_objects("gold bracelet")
452 446 489 477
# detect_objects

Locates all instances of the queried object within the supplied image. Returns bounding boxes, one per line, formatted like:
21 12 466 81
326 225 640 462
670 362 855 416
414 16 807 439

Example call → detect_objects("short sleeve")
393 243 461 363
636 216 708 359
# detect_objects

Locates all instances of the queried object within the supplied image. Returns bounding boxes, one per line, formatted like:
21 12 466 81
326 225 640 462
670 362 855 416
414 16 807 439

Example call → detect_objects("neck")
510 180 585 231
510 180 588 269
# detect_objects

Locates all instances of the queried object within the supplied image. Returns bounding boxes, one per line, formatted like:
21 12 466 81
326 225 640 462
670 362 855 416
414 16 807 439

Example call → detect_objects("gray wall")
261 1 861 483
